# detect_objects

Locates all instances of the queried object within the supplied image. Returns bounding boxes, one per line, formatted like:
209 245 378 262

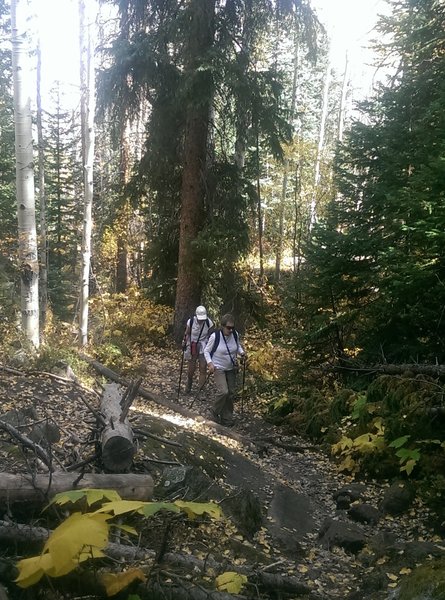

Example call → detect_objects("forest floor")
0 345 444 599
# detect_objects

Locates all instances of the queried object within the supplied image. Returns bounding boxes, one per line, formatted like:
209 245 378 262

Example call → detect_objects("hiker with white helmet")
182 306 214 394
204 313 246 426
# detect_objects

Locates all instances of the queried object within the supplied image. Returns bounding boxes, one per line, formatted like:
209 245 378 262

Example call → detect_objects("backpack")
209 328 239 358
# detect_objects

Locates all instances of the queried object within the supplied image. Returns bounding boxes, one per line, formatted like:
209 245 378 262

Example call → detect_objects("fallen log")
82 355 257 448
0 520 310 597
331 363 445 377
0 472 153 507
100 382 137 472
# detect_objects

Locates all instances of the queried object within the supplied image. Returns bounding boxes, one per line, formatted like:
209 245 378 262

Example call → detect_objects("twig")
78 393 106 427
133 428 183 448
144 457 183 466
120 377 143 422
0 419 52 469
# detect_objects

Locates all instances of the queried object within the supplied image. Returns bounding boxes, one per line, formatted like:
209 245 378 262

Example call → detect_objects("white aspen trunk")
310 55 331 229
36 41 48 334
275 38 299 282
337 52 349 143
78 0 96 347
11 0 39 348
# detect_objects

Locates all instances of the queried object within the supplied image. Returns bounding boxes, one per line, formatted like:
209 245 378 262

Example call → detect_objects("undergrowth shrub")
88 289 174 371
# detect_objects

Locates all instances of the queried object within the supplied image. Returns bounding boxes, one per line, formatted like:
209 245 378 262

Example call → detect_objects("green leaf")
389 435 410 449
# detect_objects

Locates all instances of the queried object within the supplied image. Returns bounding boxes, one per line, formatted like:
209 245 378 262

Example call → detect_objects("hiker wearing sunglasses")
204 313 246 427
182 305 214 394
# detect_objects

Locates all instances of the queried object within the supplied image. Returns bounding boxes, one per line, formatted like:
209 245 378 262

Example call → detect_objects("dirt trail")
134 347 445 599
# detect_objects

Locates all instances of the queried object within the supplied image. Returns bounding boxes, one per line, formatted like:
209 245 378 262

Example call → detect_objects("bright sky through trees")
311 0 389 95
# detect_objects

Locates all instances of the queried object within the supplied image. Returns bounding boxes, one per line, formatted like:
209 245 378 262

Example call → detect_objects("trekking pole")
241 358 247 416
177 347 185 401
189 372 211 410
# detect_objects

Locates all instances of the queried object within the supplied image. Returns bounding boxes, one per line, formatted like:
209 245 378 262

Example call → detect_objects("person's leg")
185 358 196 393
197 354 207 388
212 370 229 421
220 370 237 425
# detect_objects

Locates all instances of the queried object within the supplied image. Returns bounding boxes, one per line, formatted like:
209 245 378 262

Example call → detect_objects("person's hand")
208 362 215 374
240 354 247 365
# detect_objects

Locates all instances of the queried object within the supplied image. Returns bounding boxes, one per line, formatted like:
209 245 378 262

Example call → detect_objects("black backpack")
209 328 239 358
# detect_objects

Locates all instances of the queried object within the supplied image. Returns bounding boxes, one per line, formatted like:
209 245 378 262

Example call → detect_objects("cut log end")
102 436 135 472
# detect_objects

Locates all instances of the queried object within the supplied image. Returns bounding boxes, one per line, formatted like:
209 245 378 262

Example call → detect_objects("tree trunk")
116 124 130 293
100 383 136 472
78 0 96 347
173 0 215 341
275 37 299 283
310 55 331 230
36 42 48 336
0 472 153 508
337 52 349 143
11 0 39 348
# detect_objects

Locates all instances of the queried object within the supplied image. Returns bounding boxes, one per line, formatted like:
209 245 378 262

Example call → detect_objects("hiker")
204 313 246 426
182 306 214 394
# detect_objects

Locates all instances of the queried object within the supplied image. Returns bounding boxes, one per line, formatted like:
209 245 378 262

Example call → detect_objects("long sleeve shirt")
204 330 245 371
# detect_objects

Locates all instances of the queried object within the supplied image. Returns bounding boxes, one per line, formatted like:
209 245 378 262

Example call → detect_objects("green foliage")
397 558 445 600
289 0 445 366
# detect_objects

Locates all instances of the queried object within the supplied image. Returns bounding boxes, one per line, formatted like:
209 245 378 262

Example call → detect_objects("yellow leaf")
174 501 222 520
399 567 412 575
386 573 398 581
100 568 146 596
49 488 121 508
215 571 247 594
112 523 138 536
297 565 308 573
16 554 53 588
43 513 111 574
94 500 146 516
338 455 357 472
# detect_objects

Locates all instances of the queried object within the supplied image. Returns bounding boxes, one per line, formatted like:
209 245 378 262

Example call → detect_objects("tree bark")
11 0 40 348
100 382 136 472
173 0 215 341
78 0 96 347
310 55 331 230
0 472 153 507
36 41 48 336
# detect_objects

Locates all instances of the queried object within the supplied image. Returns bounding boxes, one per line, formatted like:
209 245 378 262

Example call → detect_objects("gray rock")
403 541 445 563
155 466 213 501
223 488 263 538
380 481 415 516
334 483 367 509
318 517 367 553
1 406 38 427
348 503 381 525
29 422 61 445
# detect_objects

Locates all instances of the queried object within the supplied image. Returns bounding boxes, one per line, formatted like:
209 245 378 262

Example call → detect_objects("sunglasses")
224 325 234 330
